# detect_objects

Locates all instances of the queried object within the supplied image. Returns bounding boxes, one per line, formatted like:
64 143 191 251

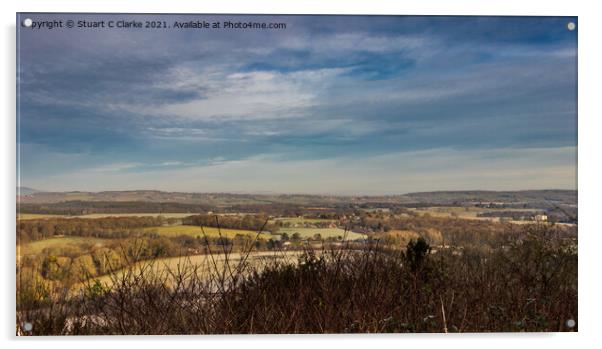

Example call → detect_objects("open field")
20 236 109 256
78 250 305 291
143 225 276 240
79 213 193 219
277 227 366 240
271 217 336 224
17 213 64 220
410 206 541 221
16 199 578 334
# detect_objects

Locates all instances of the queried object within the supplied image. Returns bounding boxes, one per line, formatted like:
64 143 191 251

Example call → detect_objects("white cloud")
138 67 349 121
84 162 143 173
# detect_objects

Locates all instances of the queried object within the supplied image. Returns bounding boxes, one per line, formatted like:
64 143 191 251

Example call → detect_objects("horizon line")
17 187 578 198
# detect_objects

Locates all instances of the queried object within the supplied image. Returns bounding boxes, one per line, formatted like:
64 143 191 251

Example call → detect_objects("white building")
534 214 548 222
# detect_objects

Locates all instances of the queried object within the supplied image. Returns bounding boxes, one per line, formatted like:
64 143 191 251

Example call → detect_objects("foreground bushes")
17 228 577 335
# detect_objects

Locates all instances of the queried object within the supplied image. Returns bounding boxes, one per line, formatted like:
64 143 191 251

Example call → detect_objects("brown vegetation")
17 223 577 335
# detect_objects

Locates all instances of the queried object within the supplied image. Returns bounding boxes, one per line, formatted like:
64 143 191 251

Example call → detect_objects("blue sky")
17 15 577 194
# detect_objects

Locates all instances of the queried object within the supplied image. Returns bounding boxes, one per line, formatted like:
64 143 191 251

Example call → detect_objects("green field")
20 236 108 256
271 217 336 224
143 225 276 240
277 227 366 240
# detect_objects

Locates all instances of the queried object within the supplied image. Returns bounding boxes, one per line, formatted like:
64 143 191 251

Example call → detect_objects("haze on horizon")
17 15 578 195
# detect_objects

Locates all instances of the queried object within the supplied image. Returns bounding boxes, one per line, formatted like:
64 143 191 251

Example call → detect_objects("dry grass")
143 225 276 240
20 236 107 256
77 250 305 292
277 227 366 240
17 223 577 335
410 206 540 222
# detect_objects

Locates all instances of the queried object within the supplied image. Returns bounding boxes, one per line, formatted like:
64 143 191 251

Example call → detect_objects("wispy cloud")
85 162 143 173
17 15 578 193
25 146 576 194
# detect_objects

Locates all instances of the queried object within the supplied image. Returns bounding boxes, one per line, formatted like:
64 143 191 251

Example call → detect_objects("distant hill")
17 189 577 207
17 187 43 195
404 190 577 206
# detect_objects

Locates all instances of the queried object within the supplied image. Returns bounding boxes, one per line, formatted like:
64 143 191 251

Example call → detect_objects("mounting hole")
23 322 33 331
22 18 32 28
566 319 576 328
567 22 576 31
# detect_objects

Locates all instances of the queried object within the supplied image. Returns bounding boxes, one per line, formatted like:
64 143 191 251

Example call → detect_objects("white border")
2 0 601 348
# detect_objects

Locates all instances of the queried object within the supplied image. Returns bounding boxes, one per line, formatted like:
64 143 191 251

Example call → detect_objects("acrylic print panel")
16 13 577 335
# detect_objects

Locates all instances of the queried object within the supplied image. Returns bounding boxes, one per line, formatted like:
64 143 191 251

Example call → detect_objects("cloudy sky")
17 14 577 195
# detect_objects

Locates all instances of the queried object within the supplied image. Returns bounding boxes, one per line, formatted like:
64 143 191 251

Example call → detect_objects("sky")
17 14 578 195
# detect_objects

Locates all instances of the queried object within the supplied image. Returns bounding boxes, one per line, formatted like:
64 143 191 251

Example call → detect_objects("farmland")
20 236 108 256
142 225 275 240
409 206 542 222
277 227 366 240
17 213 63 220
81 250 305 291
16 189 578 334
271 217 336 224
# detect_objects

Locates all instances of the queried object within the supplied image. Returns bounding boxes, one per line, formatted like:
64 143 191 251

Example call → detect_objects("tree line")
17 216 175 242
182 214 277 233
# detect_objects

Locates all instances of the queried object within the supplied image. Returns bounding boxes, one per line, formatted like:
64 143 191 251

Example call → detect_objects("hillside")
17 187 42 195
17 189 576 205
